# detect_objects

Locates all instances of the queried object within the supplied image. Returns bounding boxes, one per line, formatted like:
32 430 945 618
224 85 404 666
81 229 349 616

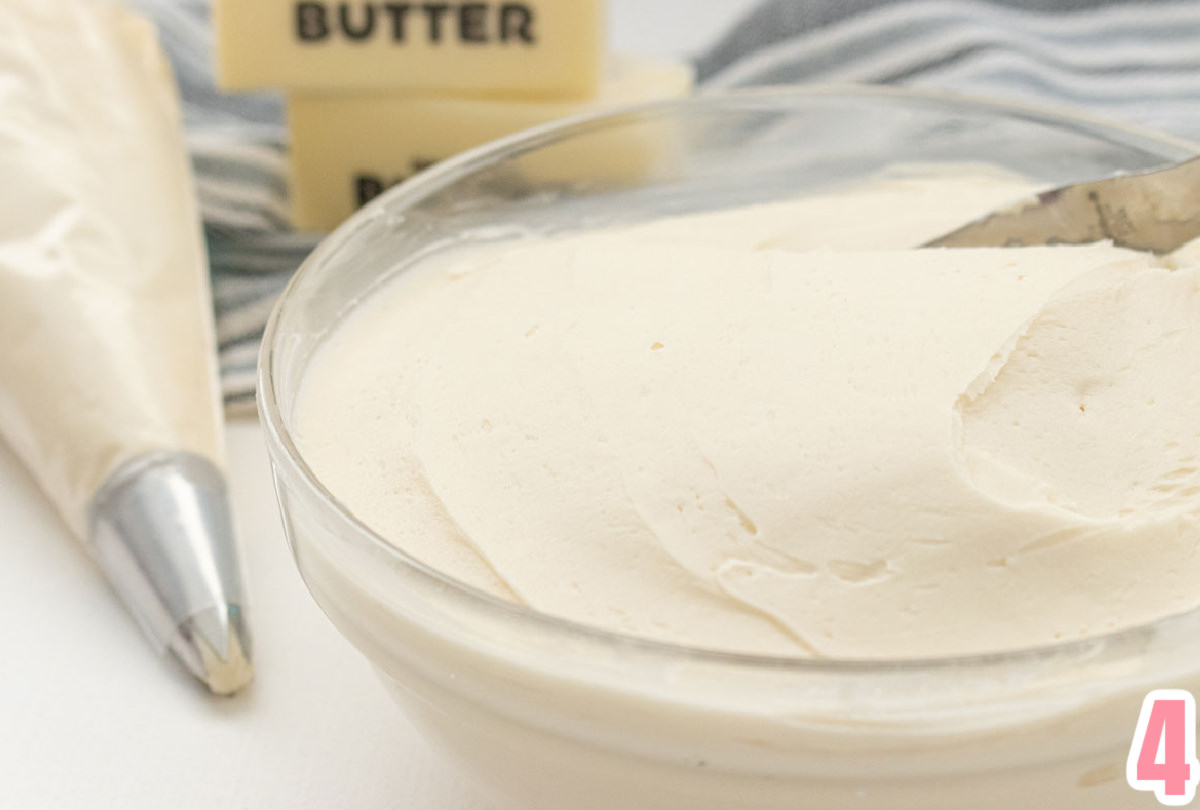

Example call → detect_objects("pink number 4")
1128 689 1200 806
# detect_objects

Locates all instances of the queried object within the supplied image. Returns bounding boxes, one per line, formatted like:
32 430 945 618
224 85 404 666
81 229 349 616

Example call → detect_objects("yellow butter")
287 56 695 231
215 0 604 96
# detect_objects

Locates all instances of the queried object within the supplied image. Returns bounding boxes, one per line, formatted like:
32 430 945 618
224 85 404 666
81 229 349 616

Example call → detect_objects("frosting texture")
297 170 1200 658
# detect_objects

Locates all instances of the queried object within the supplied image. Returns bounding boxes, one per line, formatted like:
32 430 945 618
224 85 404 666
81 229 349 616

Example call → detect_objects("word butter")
288 56 694 231
216 0 603 95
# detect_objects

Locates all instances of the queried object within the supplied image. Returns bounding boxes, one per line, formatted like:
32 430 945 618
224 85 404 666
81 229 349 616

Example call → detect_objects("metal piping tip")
169 606 254 696
89 452 253 697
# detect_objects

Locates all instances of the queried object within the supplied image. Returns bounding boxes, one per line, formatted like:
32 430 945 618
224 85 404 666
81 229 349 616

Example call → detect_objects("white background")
0 1 760 808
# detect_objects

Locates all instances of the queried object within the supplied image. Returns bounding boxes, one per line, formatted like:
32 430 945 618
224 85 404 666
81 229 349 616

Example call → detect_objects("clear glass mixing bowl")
260 85 1199 810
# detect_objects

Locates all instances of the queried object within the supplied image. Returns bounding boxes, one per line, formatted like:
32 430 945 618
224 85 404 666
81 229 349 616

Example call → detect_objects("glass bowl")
259 85 1199 810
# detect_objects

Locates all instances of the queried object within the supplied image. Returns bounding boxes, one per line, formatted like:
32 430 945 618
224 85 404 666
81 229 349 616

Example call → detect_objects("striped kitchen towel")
128 0 1200 412
699 0 1200 137
125 0 313 414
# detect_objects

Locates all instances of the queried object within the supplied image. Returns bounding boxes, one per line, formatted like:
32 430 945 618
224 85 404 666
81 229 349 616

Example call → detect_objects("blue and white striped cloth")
127 0 313 413
128 0 1200 411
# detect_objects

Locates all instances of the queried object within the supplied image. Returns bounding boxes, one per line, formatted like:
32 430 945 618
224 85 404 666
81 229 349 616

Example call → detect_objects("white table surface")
0 2 760 807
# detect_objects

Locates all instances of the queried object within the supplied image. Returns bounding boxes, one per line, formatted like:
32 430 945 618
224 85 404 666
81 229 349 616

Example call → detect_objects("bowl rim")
259 83 1200 675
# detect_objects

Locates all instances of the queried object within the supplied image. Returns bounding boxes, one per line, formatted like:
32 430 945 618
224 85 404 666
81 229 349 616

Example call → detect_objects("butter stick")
287 55 695 231
216 0 604 96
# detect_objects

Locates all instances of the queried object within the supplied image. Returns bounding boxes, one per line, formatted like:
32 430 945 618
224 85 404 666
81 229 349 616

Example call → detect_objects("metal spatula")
924 155 1200 254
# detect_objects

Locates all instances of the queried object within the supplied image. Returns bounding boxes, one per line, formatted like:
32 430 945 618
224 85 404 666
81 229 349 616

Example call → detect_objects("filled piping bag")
0 0 252 694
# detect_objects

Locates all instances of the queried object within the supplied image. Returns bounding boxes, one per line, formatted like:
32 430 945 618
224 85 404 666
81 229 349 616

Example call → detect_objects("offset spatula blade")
924 156 1200 254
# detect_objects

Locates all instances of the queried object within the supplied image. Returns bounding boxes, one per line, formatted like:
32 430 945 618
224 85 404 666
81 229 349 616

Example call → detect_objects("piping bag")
0 0 253 694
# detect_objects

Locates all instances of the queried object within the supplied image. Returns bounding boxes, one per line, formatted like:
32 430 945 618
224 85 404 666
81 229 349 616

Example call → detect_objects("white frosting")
296 169 1200 659
0 0 223 537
